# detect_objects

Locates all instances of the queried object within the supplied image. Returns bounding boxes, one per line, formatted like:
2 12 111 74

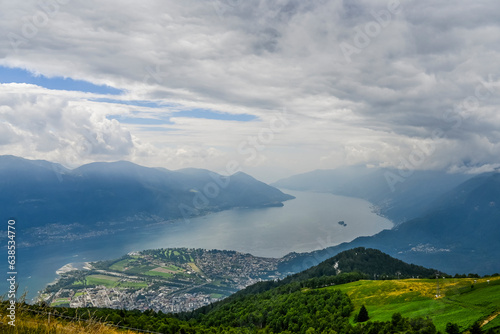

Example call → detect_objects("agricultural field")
327 276 500 332
108 257 138 271
188 262 203 274
86 275 121 288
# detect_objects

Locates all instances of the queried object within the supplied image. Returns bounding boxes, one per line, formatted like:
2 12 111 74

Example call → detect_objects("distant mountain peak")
0 154 69 173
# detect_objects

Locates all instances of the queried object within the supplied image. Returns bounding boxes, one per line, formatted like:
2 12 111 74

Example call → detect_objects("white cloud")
1 0 500 181
0 84 135 166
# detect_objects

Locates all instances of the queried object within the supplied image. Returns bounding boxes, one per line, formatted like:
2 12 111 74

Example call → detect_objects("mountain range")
0 155 294 230
272 166 472 224
2 155 499 275
276 169 500 275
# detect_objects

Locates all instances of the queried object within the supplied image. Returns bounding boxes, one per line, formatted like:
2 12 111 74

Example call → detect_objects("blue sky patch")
107 115 173 125
138 127 179 132
92 98 173 108
173 109 257 122
0 66 123 95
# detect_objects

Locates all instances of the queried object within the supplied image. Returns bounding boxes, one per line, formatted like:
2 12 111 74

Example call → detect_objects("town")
42 248 288 313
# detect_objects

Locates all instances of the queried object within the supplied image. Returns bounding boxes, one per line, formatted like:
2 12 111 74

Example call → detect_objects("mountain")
210 247 440 302
273 166 472 223
279 172 500 275
0 155 294 230
280 247 440 282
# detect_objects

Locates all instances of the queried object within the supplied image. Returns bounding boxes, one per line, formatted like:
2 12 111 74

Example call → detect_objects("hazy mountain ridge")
0 155 294 232
273 166 472 223
278 172 500 275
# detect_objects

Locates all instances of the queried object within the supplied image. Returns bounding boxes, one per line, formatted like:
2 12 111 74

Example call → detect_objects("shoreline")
23 190 392 302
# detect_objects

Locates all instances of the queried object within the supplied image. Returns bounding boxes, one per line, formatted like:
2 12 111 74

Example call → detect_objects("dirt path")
482 310 500 327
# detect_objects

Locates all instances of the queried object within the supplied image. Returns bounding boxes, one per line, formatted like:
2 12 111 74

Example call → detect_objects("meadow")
327 276 500 332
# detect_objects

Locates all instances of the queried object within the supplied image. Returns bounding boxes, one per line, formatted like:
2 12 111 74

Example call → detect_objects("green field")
485 315 500 331
85 274 147 289
325 276 500 332
144 270 173 278
109 258 136 271
162 248 195 263
50 299 70 307
123 265 157 275
164 264 184 272
86 274 121 287
118 281 148 289
188 262 203 274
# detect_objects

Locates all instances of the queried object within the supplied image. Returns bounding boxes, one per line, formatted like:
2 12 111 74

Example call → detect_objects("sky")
1 0 500 182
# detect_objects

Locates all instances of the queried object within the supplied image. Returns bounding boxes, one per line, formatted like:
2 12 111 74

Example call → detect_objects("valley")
3 1 499 332
2 156 500 333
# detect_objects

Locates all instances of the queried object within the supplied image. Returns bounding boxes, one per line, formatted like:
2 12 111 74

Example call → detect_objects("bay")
5 190 393 301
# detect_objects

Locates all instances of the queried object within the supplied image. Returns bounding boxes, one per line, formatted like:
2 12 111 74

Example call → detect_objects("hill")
186 247 442 316
6 276 500 334
278 172 500 275
0 155 293 239
279 247 440 282
331 275 500 333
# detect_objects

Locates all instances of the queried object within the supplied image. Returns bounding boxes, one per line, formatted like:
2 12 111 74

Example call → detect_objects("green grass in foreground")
326 276 500 332
485 314 500 331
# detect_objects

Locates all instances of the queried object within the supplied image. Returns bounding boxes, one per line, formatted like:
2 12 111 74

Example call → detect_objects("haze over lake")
13 190 392 301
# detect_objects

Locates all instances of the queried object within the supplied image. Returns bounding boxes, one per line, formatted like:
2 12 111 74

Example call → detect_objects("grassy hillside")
4 276 500 333
0 303 140 334
327 275 500 332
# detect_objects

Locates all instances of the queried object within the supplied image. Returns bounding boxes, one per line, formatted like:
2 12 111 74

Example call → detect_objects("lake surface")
5 190 393 301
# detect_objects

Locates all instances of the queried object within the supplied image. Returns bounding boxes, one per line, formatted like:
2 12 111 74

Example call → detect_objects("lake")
6 190 393 301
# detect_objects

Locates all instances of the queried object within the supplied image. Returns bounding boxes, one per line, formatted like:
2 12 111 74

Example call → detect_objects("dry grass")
0 296 140 334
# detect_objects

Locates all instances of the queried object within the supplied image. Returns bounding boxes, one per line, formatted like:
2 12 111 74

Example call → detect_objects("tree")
305 327 317 334
470 321 483 334
356 305 369 323
445 322 460 334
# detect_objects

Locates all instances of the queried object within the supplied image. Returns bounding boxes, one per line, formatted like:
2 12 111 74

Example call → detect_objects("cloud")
0 84 135 166
1 0 500 180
